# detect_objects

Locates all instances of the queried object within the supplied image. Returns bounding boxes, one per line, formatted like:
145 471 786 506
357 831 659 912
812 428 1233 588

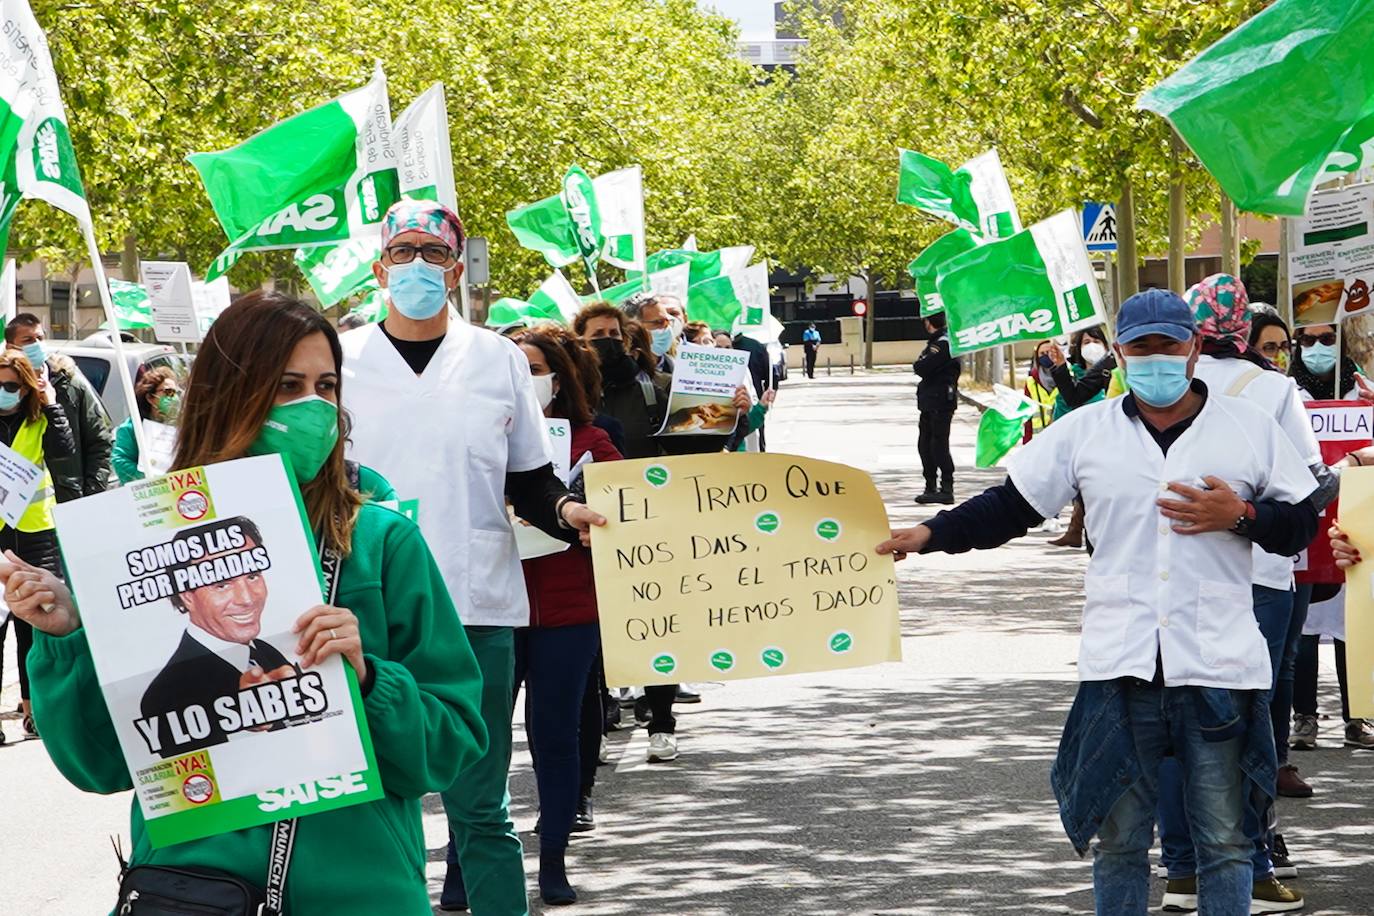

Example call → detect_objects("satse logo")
954 308 1055 350
36 122 61 180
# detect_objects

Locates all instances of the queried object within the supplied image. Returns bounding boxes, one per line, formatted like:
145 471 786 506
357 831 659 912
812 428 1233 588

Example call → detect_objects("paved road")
3 369 1371 914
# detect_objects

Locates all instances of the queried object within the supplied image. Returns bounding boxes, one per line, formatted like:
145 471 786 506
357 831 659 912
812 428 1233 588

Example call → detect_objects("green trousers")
442 625 528 915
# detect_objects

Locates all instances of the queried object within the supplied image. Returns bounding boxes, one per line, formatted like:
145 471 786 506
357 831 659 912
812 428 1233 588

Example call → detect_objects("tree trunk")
1117 180 1139 302
1168 132 1187 293
862 270 876 369
1220 191 1240 276
121 231 138 283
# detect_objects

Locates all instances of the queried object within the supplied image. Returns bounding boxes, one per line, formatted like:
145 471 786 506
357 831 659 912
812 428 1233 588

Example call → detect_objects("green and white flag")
1138 0 1374 216
484 296 565 330
936 209 1103 356
907 229 979 317
896 148 1020 239
528 270 582 322
595 166 646 273
593 263 692 307
639 245 755 287
975 385 1037 469
107 279 154 329
506 165 646 275
296 83 458 306
688 262 770 330
0 0 92 243
190 66 398 280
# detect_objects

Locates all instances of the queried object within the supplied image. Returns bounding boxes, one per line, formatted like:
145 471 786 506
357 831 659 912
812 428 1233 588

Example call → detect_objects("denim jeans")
1158 585 1290 881
1095 683 1251 916
1273 584 1311 764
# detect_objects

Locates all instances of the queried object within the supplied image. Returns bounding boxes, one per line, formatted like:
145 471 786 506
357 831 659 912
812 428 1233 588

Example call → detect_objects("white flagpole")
81 222 151 472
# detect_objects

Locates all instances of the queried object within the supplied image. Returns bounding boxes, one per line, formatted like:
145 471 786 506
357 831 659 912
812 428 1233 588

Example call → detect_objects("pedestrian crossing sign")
1082 203 1118 253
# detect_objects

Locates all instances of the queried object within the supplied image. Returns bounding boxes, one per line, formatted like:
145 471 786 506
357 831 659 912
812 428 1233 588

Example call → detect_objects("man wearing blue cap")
877 289 1319 915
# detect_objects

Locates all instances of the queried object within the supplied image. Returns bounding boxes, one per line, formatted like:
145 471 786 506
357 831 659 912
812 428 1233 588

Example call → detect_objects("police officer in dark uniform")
913 313 961 504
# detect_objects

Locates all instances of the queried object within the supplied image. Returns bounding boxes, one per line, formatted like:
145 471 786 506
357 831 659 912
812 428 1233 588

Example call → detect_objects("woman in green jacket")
6 291 488 914
111 365 180 484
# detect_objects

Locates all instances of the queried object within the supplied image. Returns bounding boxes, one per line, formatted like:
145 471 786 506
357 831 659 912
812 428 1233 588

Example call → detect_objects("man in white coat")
341 199 602 913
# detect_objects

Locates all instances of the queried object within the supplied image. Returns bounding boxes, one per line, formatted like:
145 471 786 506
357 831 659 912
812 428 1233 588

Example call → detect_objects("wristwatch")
1229 500 1257 536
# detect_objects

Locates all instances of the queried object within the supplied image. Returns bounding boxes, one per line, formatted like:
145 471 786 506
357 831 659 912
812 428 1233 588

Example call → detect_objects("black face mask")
591 336 638 385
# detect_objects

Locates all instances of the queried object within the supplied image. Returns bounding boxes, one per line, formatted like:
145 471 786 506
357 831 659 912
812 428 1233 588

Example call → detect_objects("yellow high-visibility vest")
7 415 55 532
1025 377 1058 434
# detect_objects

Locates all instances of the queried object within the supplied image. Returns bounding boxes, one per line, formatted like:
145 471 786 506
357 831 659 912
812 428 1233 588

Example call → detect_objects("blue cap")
1116 288 1196 343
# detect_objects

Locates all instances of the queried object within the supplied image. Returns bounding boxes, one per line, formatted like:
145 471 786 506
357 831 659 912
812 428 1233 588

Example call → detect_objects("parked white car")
47 338 190 426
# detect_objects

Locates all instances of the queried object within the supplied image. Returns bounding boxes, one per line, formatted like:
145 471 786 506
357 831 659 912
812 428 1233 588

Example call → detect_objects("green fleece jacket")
111 416 140 484
29 502 487 915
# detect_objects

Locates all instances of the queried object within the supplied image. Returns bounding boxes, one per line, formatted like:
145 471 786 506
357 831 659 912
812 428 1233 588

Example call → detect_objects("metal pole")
82 223 150 470
1278 219 1293 329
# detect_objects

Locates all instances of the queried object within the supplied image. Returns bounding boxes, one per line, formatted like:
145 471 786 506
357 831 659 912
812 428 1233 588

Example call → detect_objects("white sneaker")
599 737 609 764
647 732 678 763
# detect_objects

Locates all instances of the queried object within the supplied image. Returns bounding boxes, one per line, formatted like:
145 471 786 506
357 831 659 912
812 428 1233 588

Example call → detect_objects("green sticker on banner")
652 653 677 675
815 519 841 541
761 647 786 670
710 650 735 672
829 631 854 654
755 511 780 534
645 465 670 488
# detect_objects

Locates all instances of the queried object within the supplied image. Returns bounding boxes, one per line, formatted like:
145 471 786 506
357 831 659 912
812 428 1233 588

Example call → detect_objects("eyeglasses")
384 243 454 266
156 387 179 397
1297 332 1338 348
0 382 22 393
1258 341 1292 356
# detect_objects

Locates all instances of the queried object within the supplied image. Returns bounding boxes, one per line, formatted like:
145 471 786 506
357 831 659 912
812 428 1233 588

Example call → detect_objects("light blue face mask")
385 261 450 320
22 341 45 370
1125 353 1192 408
0 388 21 411
1302 341 1337 375
650 326 674 357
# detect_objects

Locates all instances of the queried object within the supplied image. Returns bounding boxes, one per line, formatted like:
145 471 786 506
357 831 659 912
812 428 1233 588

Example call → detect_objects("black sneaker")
439 861 468 912
1270 833 1298 880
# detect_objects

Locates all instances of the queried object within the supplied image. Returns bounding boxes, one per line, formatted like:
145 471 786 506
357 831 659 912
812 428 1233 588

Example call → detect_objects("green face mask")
156 393 180 419
246 395 340 484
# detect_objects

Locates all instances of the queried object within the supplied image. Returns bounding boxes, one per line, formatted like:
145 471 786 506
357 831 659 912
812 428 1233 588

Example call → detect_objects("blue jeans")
514 623 600 849
1096 683 1251 915
1158 585 1290 881
1273 584 1312 764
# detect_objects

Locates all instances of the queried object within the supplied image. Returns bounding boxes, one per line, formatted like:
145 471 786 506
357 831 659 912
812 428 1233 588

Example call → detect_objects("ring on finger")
329 628 338 641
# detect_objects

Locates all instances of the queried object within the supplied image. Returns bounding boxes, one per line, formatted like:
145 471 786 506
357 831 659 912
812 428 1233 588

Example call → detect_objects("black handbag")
114 538 345 915
115 817 296 915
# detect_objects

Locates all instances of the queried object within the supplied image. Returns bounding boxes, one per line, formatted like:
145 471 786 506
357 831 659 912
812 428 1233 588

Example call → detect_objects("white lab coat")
340 318 553 627
1008 387 1317 690
1192 355 1321 591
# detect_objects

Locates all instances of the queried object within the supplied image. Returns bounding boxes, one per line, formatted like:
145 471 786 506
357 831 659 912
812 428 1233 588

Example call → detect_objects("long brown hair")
624 320 658 375
135 366 177 420
513 326 600 426
0 349 42 424
172 291 362 552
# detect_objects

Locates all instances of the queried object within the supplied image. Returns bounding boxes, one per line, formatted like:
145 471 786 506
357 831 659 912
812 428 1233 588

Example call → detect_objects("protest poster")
655 343 750 437
1286 184 1374 327
52 455 382 848
141 261 201 343
1296 400 1372 584
585 452 902 686
515 419 572 561
140 420 178 478
0 438 43 527
1335 466 1374 718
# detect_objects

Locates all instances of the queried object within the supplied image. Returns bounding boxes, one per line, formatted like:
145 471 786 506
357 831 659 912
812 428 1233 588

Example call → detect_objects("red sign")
1296 400 1373 584
851 299 867 317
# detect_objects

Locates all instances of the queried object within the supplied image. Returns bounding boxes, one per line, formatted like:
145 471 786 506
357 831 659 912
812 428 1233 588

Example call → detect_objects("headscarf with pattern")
381 199 465 252
1186 273 1250 354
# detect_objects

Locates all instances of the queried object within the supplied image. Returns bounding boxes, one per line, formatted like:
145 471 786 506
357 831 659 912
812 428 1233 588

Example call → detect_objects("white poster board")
141 261 201 343
0 437 43 528
655 343 750 436
1287 184 1374 327
53 455 381 848
514 418 572 560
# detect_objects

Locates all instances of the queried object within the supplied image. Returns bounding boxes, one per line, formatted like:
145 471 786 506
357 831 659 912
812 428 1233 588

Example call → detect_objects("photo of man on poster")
139 515 298 758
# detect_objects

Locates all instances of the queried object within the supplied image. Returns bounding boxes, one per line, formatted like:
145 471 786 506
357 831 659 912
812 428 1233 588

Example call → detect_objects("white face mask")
530 373 557 410
1081 341 1108 366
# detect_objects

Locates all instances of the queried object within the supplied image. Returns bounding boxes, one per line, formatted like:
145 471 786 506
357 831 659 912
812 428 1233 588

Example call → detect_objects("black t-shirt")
380 323 445 375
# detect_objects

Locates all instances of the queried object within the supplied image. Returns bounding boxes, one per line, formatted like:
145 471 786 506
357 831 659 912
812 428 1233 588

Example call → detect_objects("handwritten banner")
586 453 901 686
1337 467 1374 718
